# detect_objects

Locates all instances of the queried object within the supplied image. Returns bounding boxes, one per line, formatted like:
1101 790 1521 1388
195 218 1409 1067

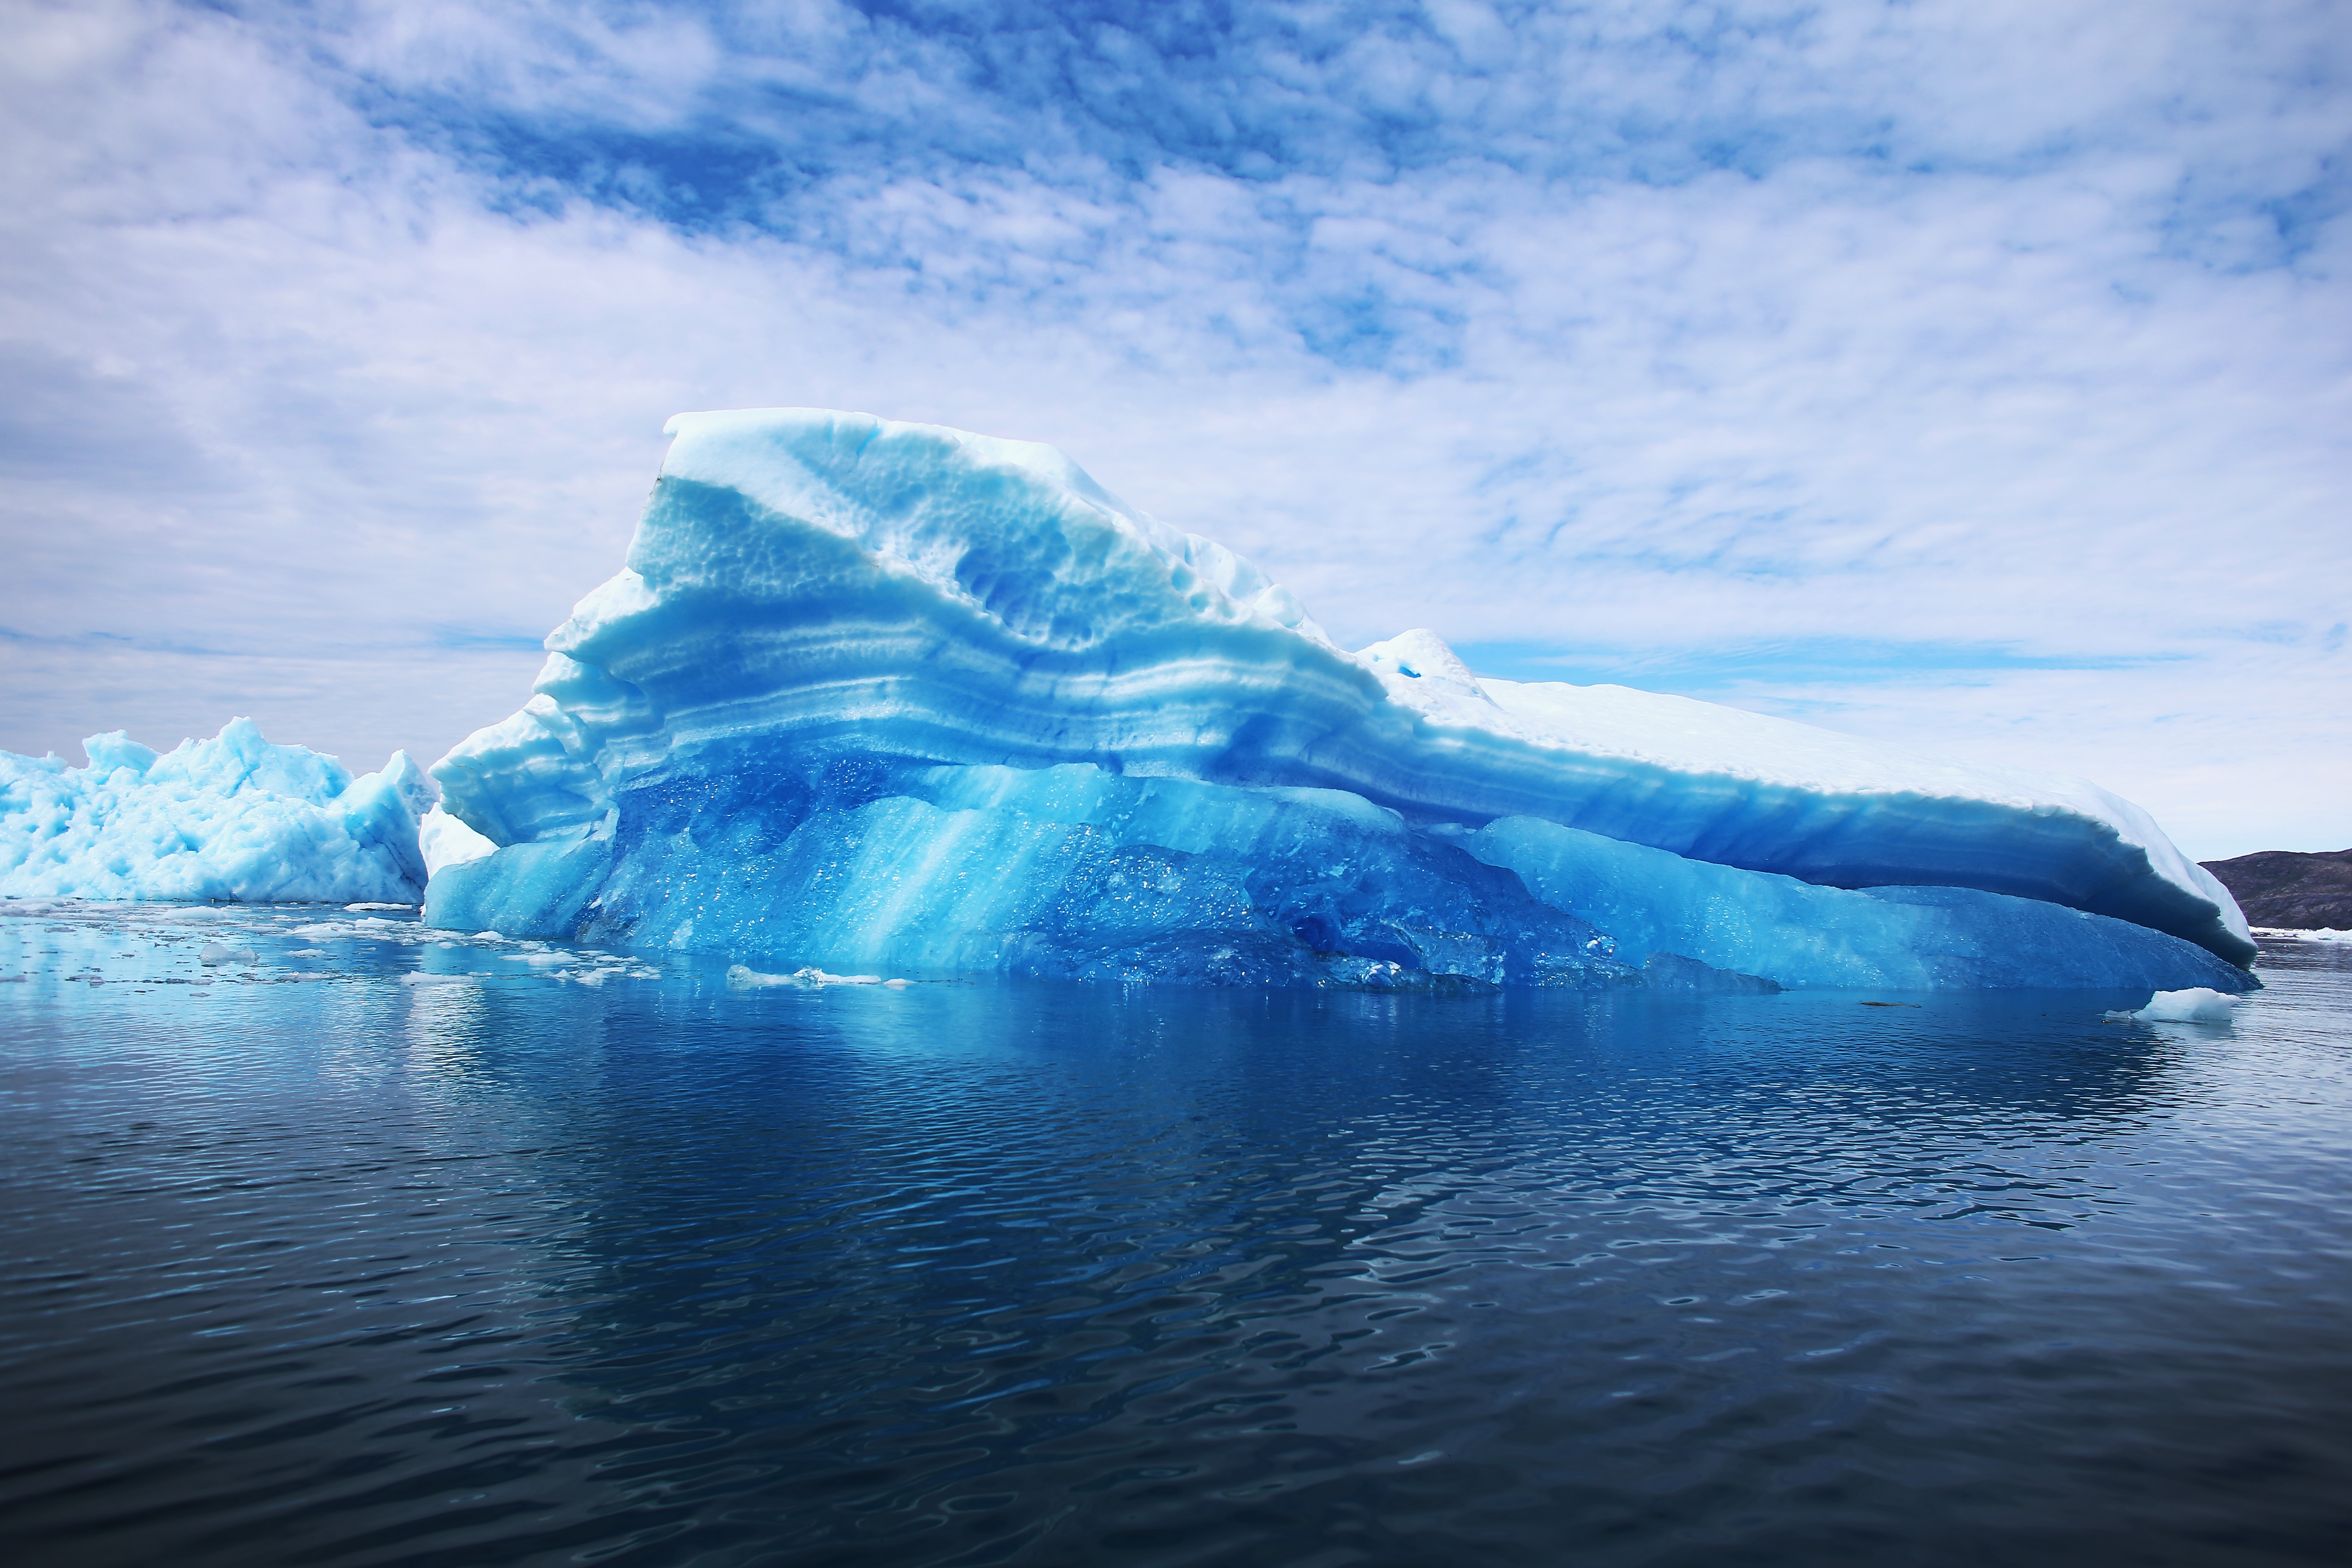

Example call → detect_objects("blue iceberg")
1 719 434 904
424 407 2253 992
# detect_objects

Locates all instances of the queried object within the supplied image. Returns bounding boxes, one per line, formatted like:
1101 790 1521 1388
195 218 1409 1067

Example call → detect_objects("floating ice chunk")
0 719 433 904
197 941 256 966
2129 988 2240 1023
346 902 413 912
727 964 887 988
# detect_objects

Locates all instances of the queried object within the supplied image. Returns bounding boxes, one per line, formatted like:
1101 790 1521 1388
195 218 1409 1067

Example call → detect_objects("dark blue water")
4 903 2349 1568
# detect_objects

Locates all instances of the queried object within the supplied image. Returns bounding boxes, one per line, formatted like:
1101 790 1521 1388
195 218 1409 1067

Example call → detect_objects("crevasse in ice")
425 407 2256 991
1 718 435 904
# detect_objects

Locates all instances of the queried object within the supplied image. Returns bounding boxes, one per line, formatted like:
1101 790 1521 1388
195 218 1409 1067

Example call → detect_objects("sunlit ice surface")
3 901 2348 1568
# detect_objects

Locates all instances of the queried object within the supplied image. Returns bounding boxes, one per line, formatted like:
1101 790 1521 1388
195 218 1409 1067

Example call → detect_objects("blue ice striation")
422 408 2253 993
1 719 434 904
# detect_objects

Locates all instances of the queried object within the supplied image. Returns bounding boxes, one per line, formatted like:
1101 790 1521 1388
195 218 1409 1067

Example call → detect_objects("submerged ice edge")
0 902 2256 1031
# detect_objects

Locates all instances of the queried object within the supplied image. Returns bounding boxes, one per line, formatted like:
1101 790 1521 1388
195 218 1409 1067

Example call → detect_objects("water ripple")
2 907 2348 1566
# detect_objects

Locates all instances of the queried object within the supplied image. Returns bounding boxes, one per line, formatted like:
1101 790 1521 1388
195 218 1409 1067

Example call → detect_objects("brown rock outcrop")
2199 848 2352 930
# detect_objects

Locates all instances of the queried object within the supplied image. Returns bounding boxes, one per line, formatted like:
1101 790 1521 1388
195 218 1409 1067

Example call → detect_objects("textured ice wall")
426 407 2253 986
426 757 2248 993
0 720 433 904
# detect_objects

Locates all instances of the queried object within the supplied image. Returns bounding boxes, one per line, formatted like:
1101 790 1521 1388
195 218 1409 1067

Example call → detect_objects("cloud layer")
3 0 2347 858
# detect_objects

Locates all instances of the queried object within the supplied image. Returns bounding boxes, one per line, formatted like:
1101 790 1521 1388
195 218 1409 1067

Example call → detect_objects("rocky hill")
2200 848 2352 930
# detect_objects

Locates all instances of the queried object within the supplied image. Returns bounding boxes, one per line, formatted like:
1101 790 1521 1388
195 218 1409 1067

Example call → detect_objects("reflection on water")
2 905 2348 1567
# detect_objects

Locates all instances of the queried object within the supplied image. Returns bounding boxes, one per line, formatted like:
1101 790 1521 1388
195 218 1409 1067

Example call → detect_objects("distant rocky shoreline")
2200 848 2352 931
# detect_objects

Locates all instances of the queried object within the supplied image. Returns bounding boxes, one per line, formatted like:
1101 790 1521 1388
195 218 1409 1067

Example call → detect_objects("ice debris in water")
729 965 913 989
1 719 433 903
414 408 2256 994
2251 926 2352 943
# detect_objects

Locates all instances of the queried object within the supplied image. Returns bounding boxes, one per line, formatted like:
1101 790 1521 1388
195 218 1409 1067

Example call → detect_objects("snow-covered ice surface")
425 407 2252 992
1 720 435 904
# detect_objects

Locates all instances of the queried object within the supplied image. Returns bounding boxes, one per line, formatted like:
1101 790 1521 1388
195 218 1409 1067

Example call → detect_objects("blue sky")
1 0 2346 857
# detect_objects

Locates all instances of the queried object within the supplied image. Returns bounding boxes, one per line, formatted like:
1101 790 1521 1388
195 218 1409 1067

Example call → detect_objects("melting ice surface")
1 719 434 904
427 408 2252 993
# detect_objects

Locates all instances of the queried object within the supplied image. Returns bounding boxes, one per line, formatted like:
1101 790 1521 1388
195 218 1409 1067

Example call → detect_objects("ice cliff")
1 719 434 904
426 407 2253 991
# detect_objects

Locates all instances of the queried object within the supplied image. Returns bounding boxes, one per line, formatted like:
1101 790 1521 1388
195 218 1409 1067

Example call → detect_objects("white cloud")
0 0 2345 859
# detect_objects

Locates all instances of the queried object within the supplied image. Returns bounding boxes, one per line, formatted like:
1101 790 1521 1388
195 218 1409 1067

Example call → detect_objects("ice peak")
1358 630 1499 712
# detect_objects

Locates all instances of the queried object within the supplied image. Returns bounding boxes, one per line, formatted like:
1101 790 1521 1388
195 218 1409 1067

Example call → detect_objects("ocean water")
2 902 2347 1568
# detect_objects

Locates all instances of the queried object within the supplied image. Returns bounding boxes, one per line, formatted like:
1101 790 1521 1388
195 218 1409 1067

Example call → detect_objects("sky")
1 0 2346 861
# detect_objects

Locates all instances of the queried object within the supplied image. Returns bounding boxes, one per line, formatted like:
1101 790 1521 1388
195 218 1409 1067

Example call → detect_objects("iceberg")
424 407 2255 992
1 719 434 904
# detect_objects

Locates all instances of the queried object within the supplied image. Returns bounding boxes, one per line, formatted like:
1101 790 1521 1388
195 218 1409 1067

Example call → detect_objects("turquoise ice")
422 407 2252 994
1 718 433 904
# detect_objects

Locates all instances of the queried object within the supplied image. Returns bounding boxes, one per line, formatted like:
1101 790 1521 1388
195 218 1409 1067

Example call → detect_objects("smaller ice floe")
565 959 662 985
286 915 454 947
476 943 657 982
198 941 257 966
2106 987 2240 1024
346 902 413 912
728 964 913 989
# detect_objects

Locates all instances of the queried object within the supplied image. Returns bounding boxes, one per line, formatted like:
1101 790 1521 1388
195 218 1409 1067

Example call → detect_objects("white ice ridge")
0 719 433 903
417 805 496 877
431 407 2252 969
